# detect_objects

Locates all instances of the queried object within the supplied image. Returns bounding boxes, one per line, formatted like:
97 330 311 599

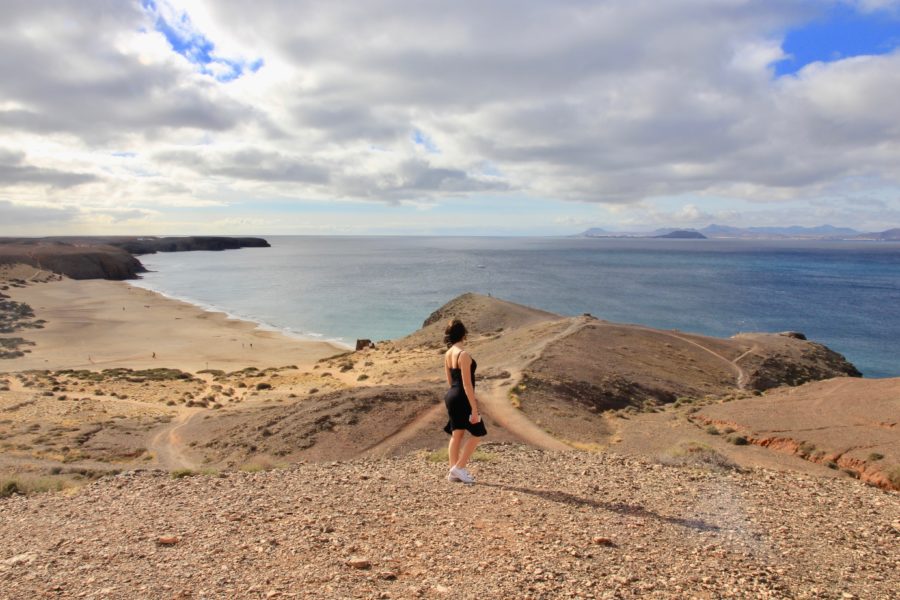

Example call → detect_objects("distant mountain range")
577 224 900 241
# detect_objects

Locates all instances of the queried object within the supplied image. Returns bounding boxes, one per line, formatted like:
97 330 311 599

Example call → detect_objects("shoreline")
125 279 353 349
0 276 345 373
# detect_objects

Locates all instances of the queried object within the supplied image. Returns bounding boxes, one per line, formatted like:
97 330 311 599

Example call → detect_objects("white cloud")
0 0 898 233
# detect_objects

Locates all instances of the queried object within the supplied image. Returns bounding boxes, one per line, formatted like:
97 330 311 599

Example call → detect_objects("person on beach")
443 319 487 484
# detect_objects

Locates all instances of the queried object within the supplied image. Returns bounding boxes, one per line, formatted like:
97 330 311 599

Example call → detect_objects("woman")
443 319 487 483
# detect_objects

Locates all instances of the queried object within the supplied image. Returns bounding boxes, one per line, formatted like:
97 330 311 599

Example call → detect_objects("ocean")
128 236 900 378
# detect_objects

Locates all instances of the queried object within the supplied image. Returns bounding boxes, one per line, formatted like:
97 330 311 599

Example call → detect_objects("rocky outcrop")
105 236 270 255
0 243 145 280
0 236 270 280
734 333 861 391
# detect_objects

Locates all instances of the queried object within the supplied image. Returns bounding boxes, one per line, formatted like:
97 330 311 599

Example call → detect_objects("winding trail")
147 372 223 470
359 317 590 456
731 346 760 389
630 325 754 390
477 317 592 451
148 409 203 470
362 403 446 458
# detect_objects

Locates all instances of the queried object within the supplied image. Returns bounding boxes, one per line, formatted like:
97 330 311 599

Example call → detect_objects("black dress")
443 354 488 437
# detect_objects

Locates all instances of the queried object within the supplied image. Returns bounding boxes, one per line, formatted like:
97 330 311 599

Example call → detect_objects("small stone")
592 537 615 547
157 536 179 546
266 592 281 598
347 557 371 569
3 552 38 566
378 571 398 580
433 585 450 594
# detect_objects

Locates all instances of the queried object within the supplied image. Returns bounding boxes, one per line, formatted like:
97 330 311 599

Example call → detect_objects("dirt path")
479 372 571 451
357 318 589 455
146 373 226 471
361 403 446 457
148 408 203 471
478 317 592 451
631 326 752 390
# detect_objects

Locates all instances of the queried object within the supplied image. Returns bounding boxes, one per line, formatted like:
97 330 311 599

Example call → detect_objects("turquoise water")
129 236 900 378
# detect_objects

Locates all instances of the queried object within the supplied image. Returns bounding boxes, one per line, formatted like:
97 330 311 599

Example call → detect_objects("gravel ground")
1 444 898 599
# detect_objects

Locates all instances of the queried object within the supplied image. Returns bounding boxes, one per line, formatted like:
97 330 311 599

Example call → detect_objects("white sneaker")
447 469 461 482
449 466 475 484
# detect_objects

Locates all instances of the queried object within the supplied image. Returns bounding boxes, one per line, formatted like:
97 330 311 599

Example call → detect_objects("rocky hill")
0 292 873 493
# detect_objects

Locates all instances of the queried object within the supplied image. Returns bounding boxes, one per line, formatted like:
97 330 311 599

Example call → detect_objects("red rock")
347 557 371 569
592 537 615 547
157 536 179 546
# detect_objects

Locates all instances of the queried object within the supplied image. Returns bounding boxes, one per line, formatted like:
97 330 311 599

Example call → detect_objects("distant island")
653 230 707 239
0 236 270 280
577 224 900 240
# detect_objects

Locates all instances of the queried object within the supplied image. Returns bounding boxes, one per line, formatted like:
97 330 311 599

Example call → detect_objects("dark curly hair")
443 319 467 347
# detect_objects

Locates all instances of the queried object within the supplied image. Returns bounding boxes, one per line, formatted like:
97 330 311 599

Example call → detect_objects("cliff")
0 242 145 280
0 236 269 280
102 236 270 255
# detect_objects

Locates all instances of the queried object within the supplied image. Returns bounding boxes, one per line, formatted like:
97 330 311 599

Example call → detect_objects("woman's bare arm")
459 352 479 421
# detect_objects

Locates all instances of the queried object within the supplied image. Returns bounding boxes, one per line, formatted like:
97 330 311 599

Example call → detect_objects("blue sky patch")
412 129 439 153
775 3 900 76
142 0 262 82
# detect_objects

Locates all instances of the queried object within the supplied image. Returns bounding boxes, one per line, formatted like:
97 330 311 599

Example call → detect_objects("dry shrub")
657 441 741 472
1 474 75 498
887 466 900 489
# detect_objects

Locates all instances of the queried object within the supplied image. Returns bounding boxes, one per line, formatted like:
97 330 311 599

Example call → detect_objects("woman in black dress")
443 319 487 483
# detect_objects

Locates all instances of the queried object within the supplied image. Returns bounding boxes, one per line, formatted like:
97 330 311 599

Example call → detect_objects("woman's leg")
455 435 480 468
448 429 465 468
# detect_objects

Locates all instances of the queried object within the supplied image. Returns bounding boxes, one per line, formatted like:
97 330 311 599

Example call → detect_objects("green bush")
867 452 884 462
705 425 720 435
728 435 749 446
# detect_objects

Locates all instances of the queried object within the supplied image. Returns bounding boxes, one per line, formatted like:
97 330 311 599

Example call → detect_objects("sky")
2 0 900 236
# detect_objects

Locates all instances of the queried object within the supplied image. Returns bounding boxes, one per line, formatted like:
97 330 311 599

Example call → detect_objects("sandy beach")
1 275 344 373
